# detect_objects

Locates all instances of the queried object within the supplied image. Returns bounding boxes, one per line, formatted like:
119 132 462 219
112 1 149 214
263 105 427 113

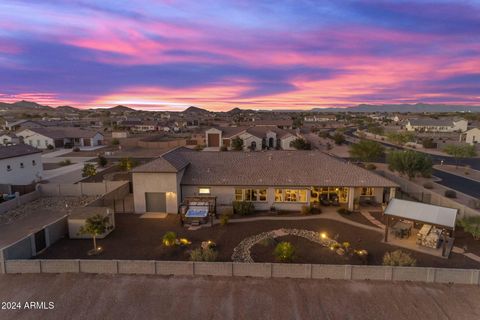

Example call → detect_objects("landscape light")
320 232 327 239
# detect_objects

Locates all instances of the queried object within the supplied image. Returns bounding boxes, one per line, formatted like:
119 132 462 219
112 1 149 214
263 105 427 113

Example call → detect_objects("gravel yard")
0 273 479 320
37 213 480 268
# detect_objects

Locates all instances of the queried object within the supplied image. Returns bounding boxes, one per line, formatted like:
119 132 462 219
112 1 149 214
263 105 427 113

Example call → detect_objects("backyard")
37 212 480 269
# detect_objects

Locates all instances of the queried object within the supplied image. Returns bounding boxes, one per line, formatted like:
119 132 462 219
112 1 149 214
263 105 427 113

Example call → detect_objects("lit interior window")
198 187 211 195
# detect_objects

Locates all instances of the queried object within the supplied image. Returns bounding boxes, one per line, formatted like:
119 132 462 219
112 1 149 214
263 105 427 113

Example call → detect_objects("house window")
32 160 36 166
7 165 11 171
361 187 374 196
198 187 211 195
20 163 24 168
235 188 267 202
275 189 307 202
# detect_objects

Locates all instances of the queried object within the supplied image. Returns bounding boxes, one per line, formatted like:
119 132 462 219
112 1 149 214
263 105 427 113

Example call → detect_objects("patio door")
145 192 167 212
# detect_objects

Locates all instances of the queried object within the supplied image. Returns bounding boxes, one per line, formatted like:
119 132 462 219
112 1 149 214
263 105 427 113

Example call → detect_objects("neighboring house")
17 127 104 149
304 115 336 122
0 132 20 146
239 119 294 130
112 131 129 139
133 121 159 132
0 144 43 185
405 118 468 132
205 126 299 150
460 128 480 145
132 147 398 214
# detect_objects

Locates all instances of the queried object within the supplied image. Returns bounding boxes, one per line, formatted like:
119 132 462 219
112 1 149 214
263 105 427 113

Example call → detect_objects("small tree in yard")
97 155 108 167
290 138 311 150
231 137 244 151
382 250 416 266
387 150 432 179
443 144 477 168
332 132 346 145
274 241 295 262
162 231 177 246
82 163 97 177
78 214 112 255
349 140 385 162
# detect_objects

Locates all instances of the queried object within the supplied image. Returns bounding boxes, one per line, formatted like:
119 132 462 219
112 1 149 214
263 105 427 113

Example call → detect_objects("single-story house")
0 132 20 146
304 115 336 122
460 128 480 145
0 144 43 185
17 127 104 149
205 126 299 150
405 118 468 132
132 147 398 214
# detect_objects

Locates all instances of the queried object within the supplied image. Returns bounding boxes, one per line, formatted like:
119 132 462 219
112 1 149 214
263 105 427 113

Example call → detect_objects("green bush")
81 163 97 177
444 190 457 198
162 231 177 247
274 242 295 262
232 201 255 215
58 159 72 166
457 216 480 240
189 247 218 262
382 250 416 266
220 214 229 226
47 144 54 150
97 155 108 167
111 138 120 146
423 182 434 189
365 163 377 170
301 205 313 215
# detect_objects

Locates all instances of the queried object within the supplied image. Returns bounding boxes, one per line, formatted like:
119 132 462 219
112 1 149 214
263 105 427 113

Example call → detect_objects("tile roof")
0 144 41 160
408 118 455 126
20 127 103 139
134 147 398 187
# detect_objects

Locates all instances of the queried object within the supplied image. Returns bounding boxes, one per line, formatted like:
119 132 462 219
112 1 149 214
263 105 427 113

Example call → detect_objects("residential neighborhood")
2 1 480 319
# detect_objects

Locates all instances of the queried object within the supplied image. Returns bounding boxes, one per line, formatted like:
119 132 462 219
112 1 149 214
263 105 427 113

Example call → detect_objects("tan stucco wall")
133 172 181 214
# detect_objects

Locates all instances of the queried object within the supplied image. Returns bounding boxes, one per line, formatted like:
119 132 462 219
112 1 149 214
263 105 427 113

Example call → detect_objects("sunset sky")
0 0 479 111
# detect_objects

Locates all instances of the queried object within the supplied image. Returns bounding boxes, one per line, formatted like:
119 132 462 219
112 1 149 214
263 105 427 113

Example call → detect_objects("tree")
443 144 477 168
78 214 112 255
386 132 415 145
292 117 303 129
274 241 295 262
290 138 311 150
332 132 346 145
119 157 138 171
349 140 385 162
366 123 384 135
82 163 97 177
387 150 433 179
231 137 244 151
97 155 108 167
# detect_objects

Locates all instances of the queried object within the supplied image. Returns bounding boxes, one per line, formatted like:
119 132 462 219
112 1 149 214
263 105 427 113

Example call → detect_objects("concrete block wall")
2 260 480 286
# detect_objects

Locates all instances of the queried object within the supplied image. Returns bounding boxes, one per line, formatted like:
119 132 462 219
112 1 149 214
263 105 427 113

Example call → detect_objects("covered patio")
383 199 457 258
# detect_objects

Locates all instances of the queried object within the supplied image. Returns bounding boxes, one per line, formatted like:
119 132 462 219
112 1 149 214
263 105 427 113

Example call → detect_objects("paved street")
433 169 480 199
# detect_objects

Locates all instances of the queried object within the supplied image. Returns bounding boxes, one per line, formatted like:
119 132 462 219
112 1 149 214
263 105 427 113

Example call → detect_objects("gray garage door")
145 192 167 212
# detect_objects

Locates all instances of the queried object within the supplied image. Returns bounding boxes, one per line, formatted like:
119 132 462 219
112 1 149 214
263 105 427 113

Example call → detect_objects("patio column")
348 187 355 211
389 187 396 201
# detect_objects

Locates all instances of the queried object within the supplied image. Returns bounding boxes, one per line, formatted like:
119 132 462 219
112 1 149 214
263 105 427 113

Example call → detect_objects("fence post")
384 266 393 280
470 270 480 285
344 265 352 280
427 268 436 283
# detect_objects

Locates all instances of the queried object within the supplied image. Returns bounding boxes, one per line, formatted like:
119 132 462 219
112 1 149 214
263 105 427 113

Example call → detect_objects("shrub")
194 144 205 151
444 190 457 198
111 138 120 146
220 214 229 226
301 205 313 215
337 208 351 215
119 157 138 171
423 182 434 189
382 250 416 266
97 155 108 167
58 159 72 166
457 216 480 240
162 231 177 246
274 241 295 262
47 144 54 150
73 146 80 152
232 201 254 215
189 247 218 262
81 163 97 177
365 163 377 170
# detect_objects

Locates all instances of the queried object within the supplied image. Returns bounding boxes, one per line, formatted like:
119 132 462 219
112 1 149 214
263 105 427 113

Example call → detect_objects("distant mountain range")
1 100 480 113
311 103 480 113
